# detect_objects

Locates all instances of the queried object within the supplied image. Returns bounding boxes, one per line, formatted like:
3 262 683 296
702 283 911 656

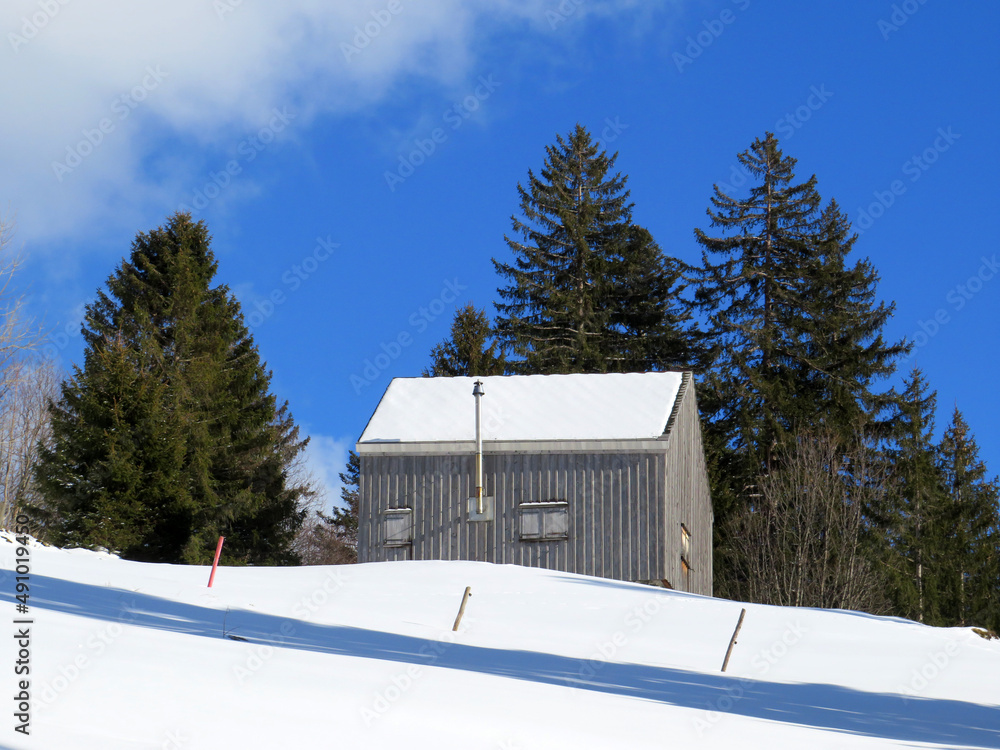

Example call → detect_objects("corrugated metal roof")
358 372 685 444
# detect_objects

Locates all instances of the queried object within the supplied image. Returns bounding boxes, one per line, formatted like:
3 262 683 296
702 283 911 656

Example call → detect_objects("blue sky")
4 0 998 506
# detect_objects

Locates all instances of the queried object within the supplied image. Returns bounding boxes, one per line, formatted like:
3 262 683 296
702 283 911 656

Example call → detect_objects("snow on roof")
358 372 685 443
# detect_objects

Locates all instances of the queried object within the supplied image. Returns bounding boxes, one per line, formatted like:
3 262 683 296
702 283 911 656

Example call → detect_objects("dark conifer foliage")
883 393 1000 631
35 213 307 564
786 201 907 440
690 133 907 527
36 334 186 558
329 449 360 547
882 367 948 623
605 225 707 373
424 304 506 377
936 408 1000 631
690 133 823 522
494 124 702 374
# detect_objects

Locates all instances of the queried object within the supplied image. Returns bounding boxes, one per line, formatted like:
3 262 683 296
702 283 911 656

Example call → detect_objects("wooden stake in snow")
207 536 225 588
721 608 746 672
452 586 472 632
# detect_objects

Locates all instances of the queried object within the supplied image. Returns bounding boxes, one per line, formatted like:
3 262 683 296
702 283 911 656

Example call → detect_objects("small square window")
519 501 569 541
384 508 413 547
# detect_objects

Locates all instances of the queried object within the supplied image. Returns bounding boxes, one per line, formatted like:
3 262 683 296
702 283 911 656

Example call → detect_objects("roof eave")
356 436 672 456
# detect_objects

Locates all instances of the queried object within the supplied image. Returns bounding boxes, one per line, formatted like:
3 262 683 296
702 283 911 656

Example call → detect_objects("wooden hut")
356 371 713 594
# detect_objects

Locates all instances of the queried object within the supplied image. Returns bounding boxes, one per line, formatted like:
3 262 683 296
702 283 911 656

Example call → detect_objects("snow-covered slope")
0 533 997 749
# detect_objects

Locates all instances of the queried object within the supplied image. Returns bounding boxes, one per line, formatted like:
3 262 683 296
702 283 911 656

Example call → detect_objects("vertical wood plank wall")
662 385 714 595
358 389 714 595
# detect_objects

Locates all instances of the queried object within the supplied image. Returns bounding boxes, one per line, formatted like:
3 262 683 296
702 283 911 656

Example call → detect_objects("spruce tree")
605 225 707 373
494 124 701 374
35 334 187 558
690 132 821 520
936 408 1000 630
883 367 947 623
785 201 907 440
35 213 307 564
424 304 506 376
690 133 907 526
329 449 360 547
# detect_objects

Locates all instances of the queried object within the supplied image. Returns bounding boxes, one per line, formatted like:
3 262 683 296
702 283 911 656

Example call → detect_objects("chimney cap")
472 380 484 397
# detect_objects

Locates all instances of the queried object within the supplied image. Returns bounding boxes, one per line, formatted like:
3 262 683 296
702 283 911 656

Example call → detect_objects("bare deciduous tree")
0 357 59 528
723 431 891 614
0 218 41 373
293 518 358 565
285 447 357 565
292 449 358 566
0 216 56 529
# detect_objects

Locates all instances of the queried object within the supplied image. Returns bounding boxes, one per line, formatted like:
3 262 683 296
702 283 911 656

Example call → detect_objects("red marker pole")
207 536 225 588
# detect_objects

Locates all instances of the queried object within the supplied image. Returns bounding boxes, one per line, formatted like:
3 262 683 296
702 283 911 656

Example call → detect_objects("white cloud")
2 0 663 244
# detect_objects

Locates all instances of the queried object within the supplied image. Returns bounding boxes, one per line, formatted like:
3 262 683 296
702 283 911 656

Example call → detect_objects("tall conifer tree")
36 334 186 557
690 133 907 527
35 213 308 564
936 408 1000 630
690 133 822 523
494 124 701 374
605 225 707 373
424 304 506 377
883 367 947 623
785 201 907 439
330 449 360 547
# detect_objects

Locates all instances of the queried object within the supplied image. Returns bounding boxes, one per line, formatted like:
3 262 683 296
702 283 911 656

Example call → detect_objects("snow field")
0 534 997 749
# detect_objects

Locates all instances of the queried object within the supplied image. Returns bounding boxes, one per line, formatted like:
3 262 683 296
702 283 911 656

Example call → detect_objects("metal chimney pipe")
472 379 484 515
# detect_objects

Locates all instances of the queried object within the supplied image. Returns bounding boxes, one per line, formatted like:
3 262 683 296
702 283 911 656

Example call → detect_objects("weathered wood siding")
360 451 671 582
662 379 714 595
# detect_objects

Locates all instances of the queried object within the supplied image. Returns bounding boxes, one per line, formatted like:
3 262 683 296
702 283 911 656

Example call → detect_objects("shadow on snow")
6 574 999 747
